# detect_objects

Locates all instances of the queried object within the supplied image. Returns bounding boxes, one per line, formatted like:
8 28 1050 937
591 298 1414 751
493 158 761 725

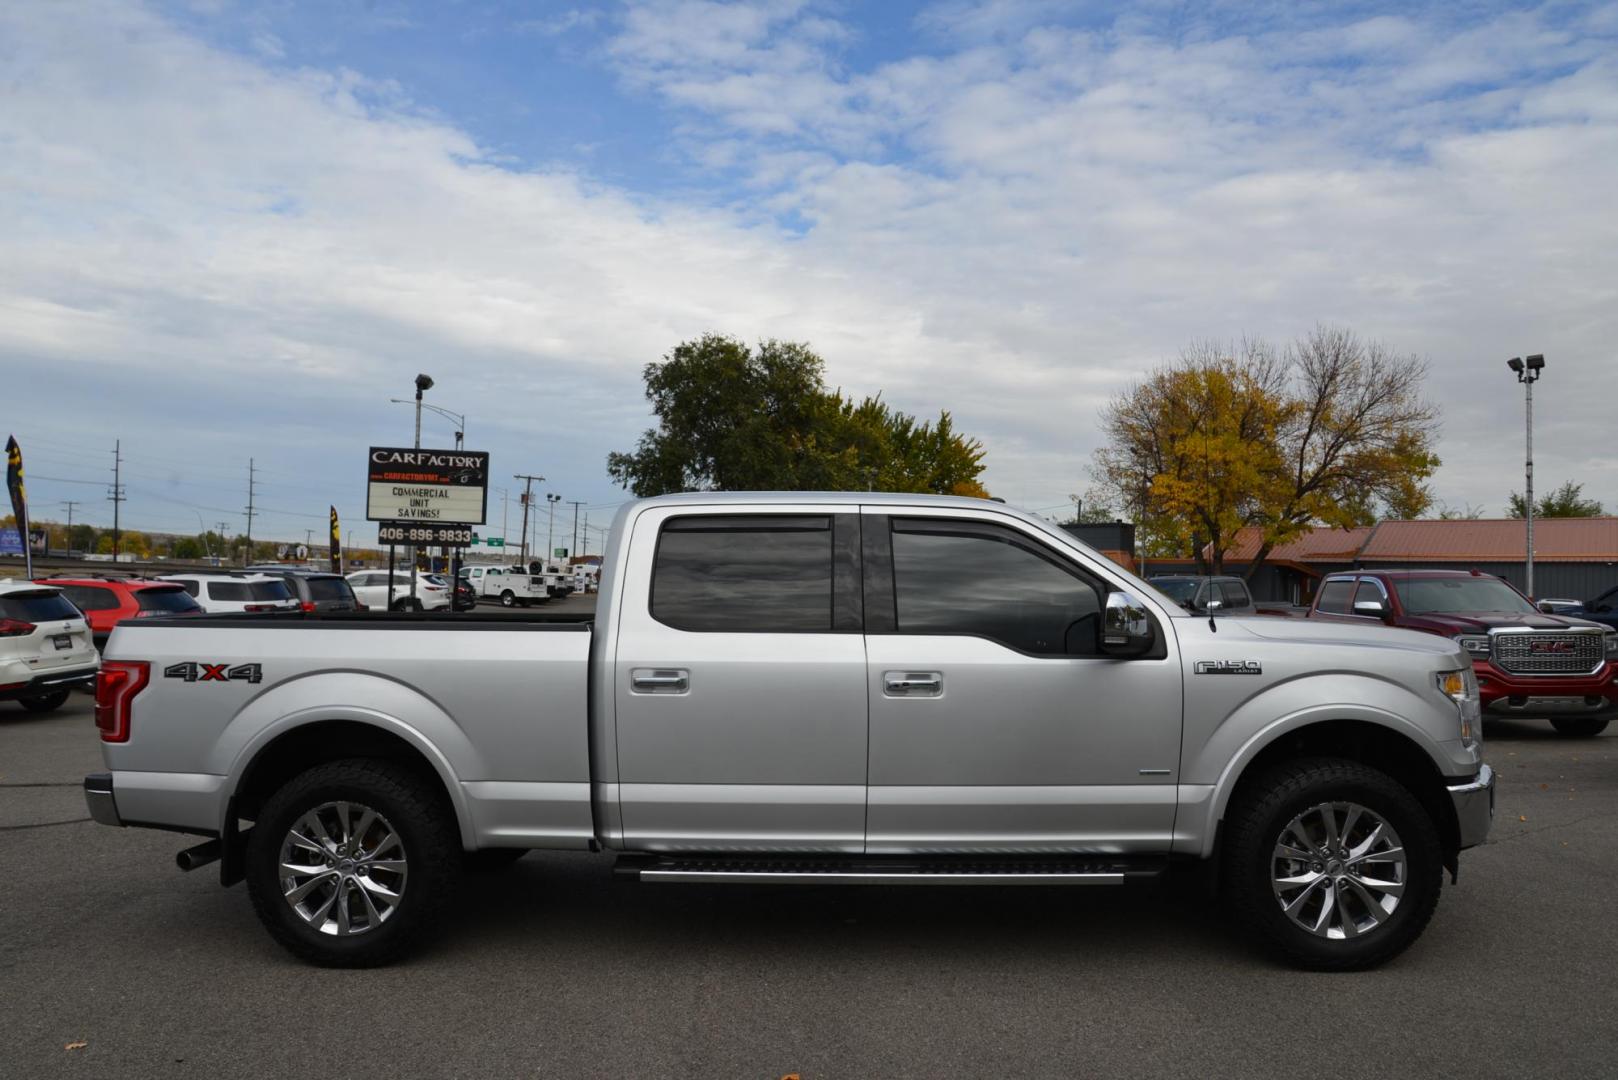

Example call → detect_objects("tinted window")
1352 580 1384 610
306 578 354 602
176 580 201 597
60 584 121 611
651 515 832 632
1316 579 1355 614
1394 577 1536 615
1219 580 1251 608
1 591 82 622
250 581 293 601
135 588 203 614
209 581 250 601
891 519 1102 655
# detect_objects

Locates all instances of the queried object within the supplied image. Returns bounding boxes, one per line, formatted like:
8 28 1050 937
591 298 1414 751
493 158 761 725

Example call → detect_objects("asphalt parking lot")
3 688 1614 1079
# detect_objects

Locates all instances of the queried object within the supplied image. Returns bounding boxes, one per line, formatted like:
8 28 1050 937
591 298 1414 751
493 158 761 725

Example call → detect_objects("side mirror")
1353 599 1387 619
1101 591 1155 657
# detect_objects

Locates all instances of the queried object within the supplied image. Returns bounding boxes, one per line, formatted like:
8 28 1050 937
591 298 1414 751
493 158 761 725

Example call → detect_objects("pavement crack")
0 817 92 831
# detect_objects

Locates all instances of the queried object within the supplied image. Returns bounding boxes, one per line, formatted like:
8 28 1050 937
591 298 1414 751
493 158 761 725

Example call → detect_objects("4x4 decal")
163 662 263 684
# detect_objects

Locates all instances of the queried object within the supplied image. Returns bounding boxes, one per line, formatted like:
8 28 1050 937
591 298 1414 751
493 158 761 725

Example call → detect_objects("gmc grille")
1492 632 1604 675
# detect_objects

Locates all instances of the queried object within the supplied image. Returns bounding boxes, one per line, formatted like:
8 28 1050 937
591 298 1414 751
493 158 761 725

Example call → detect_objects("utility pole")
569 500 583 560
61 500 81 553
513 474 544 564
581 510 589 556
107 440 126 560
243 458 258 566
304 528 313 560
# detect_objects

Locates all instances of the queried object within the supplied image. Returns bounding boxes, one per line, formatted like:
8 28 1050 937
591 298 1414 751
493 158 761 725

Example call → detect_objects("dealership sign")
366 447 488 526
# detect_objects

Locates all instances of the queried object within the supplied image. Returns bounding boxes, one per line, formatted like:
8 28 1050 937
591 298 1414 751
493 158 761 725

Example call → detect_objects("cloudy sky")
3 0 1616 549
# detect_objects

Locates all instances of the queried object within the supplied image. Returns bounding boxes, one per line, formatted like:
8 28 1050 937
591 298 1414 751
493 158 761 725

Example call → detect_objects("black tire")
1550 716 1610 737
462 848 528 873
391 598 422 612
500 590 516 608
246 759 461 968
18 689 71 713
1222 757 1442 971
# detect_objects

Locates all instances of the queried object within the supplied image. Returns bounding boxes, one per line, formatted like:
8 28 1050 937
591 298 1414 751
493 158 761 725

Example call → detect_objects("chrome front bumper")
84 772 122 827
1447 763 1494 850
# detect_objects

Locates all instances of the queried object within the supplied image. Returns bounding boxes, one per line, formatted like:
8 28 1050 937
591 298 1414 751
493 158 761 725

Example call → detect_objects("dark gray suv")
1148 574 1257 615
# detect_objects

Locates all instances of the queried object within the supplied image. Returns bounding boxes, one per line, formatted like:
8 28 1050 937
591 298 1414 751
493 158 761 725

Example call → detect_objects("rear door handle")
884 671 942 696
631 669 689 693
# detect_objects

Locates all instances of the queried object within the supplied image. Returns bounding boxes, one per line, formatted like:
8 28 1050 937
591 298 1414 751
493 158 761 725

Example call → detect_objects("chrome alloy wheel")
278 801 408 936
1271 801 1405 940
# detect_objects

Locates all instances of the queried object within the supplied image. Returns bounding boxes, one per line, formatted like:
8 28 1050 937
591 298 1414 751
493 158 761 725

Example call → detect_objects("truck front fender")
1177 671 1465 859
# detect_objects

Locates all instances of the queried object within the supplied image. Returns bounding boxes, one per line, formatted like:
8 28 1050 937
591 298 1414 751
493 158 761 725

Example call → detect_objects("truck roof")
630 491 1011 511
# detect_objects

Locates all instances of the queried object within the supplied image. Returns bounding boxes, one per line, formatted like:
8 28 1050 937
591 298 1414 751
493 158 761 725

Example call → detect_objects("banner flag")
330 505 342 574
5 435 31 578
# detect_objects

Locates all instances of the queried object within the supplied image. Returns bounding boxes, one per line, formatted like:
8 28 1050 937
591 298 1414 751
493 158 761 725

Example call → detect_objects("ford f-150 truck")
1307 569 1618 736
85 494 1494 970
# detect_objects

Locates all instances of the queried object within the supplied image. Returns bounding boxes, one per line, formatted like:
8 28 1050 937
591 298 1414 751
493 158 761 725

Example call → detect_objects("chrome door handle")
884 672 942 696
631 669 689 693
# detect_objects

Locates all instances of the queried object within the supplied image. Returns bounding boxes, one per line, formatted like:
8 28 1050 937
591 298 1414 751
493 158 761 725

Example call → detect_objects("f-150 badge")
164 662 263 684
1195 660 1262 675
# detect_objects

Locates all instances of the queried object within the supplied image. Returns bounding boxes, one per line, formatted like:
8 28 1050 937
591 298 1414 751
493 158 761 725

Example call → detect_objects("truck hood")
1395 611 1610 635
1229 616 1463 658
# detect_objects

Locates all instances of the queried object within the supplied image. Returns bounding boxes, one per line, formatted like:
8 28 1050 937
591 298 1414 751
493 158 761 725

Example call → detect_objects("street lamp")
1508 354 1545 598
546 493 561 562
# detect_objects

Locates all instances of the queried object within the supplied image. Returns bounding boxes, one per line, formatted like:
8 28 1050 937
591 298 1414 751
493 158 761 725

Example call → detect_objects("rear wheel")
1222 757 1442 970
246 759 461 967
18 689 71 713
391 598 422 612
1550 716 1610 737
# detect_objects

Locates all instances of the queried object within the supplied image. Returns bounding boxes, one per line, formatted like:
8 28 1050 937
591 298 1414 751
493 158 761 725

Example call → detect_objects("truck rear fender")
1181 673 1460 860
215 672 482 848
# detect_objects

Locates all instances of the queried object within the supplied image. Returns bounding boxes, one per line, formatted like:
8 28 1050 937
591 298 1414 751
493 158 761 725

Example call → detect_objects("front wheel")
1550 716 1610 737
499 590 516 608
245 760 461 967
1222 757 1442 970
18 689 72 713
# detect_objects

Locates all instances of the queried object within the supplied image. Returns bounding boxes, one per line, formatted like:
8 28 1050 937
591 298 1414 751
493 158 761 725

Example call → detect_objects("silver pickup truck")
85 493 1493 970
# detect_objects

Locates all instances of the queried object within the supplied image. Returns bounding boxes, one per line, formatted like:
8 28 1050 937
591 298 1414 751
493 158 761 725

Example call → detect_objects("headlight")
1454 634 1491 657
1436 668 1481 747
1606 633 1618 659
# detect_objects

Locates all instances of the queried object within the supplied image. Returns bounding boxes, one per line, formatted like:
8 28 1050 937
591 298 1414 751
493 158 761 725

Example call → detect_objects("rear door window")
651 515 833 632
59 584 121 611
1316 579 1355 615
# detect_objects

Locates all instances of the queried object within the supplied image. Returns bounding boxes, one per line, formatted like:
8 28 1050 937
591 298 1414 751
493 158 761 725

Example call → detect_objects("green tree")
607 335 988 497
1508 481 1603 518
171 536 204 560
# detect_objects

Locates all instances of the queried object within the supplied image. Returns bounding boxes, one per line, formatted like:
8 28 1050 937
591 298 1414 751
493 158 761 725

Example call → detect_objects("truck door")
861 511 1182 854
612 506 867 852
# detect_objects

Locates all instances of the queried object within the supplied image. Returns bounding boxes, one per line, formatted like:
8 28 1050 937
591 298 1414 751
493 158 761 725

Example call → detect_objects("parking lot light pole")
407 374 433 605
546 493 561 562
1507 355 1545 598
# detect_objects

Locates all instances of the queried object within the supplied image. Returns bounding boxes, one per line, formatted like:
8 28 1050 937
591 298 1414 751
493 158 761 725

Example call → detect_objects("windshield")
1150 579 1200 603
306 578 354 601
1394 577 1537 615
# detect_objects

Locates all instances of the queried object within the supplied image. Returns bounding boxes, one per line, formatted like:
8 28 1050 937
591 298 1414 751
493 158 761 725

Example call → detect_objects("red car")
38 577 205 650
1309 568 1618 736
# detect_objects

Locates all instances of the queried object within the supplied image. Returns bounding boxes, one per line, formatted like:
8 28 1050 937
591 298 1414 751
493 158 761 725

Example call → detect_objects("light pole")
1507 354 1545 598
406 374 433 604
546 494 561 563
392 399 466 450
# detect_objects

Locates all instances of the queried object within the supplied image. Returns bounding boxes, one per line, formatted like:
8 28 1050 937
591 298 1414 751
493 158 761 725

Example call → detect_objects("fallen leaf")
781 1074 801 1080
1518 815 1527 822
1540 783 1549 790
64 1042 87 1051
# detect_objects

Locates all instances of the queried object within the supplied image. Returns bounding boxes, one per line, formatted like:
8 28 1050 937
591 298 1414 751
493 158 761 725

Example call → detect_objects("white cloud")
2 0 1617 536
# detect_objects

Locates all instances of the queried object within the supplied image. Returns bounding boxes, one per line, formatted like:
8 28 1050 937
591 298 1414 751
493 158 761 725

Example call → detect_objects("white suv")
1 580 100 712
345 570 452 612
159 574 301 614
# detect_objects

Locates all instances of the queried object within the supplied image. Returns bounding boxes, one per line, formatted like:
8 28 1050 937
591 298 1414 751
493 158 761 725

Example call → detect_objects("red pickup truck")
1309 568 1618 736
